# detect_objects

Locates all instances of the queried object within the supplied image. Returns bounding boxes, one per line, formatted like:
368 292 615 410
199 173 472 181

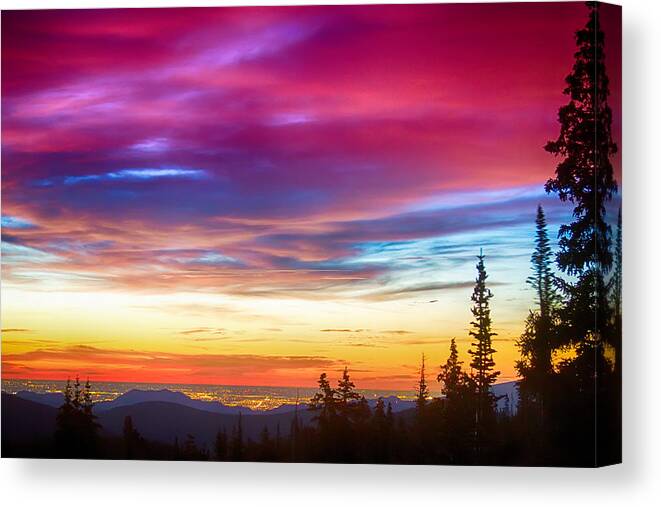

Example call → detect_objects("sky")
1 2 621 391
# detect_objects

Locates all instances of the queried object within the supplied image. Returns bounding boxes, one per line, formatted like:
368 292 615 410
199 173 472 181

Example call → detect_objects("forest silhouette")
2 2 621 467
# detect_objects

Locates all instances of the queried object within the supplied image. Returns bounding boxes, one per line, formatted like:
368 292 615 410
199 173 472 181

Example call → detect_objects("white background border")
1 0 659 505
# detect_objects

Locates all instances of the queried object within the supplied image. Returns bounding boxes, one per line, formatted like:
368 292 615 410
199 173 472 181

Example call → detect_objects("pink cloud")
1 3 621 298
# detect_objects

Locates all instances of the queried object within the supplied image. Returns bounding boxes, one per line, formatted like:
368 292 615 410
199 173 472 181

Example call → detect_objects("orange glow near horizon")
1 284 522 390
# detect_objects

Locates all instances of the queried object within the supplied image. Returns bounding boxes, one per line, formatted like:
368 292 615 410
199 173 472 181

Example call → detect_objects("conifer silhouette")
468 252 500 411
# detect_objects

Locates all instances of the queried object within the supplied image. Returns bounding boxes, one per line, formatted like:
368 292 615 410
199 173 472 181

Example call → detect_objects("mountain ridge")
11 380 518 416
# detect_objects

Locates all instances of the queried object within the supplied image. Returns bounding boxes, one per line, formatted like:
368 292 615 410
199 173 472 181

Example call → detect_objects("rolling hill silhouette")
4 382 518 452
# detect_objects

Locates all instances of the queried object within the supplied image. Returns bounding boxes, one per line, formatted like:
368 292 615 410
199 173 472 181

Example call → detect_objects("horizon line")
1 376 519 391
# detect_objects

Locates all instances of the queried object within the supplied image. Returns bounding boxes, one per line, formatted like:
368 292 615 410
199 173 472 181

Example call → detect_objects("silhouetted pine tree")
384 401 395 462
182 433 207 460
437 339 475 464
337 367 361 412
72 376 81 411
516 205 558 440
468 252 500 415
351 396 372 461
545 0 616 355
290 393 301 461
80 378 99 453
415 354 430 414
54 376 99 458
543 1 620 465
370 397 388 462
258 426 275 461
230 413 244 461
412 354 431 461
385 402 395 463
374 397 386 419
214 427 228 461
308 372 339 461
437 339 470 402
123 415 143 459
83 378 93 416
54 378 75 456
545 1 617 278
64 377 72 405
467 251 499 458
309 373 337 417
336 368 367 461
528 205 560 318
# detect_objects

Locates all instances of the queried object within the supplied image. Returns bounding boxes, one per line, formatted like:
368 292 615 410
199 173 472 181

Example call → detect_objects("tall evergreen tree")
517 205 558 394
436 340 474 464
437 338 471 402
308 372 340 461
468 252 500 411
83 378 93 416
544 1 617 277
543 2 620 465
79 377 99 453
290 391 301 461
415 354 430 414
373 397 386 423
466 251 500 460
72 376 81 411
55 378 75 456
528 205 559 318
54 376 99 458
545 1 617 352
309 372 337 417
370 397 391 463
385 402 394 430
63 377 72 406
337 367 361 408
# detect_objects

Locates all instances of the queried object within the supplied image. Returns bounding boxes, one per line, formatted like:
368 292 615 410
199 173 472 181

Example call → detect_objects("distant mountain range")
12 381 518 416
1 392 313 448
2 381 519 450
12 388 416 415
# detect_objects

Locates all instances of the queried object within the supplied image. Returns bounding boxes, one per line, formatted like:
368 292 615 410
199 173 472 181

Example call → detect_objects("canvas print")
1 2 621 467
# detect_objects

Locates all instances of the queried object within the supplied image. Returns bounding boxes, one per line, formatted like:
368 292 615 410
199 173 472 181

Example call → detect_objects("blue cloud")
190 252 243 267
158 249 245 267
37 168 209 187
1 215 36 229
